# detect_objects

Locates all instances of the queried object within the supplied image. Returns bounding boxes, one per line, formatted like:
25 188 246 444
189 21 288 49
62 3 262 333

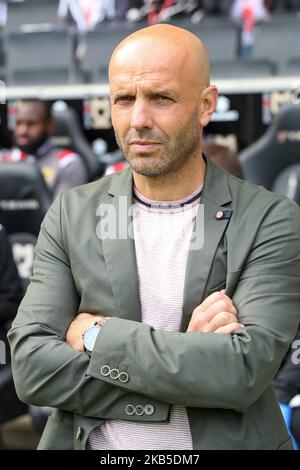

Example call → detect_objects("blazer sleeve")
86 197 300 413
8 195 170 421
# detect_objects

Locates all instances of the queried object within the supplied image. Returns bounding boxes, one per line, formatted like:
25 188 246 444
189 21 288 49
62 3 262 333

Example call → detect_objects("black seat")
239 103 300 204
0 162 53 435
0 225 26 426
51 103 104 179
5 28 77 85
83 23 144 83
0 162 51 427
0 357 27 426
281 56 300 77
0 162 52 289
6 0 58 32
0 162 51 236
252 17 300 75
211 58 276 79
174 18 240 61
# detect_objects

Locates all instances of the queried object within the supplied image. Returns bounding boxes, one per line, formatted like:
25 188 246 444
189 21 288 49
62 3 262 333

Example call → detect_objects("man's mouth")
17 137 30 145
130 141 161 152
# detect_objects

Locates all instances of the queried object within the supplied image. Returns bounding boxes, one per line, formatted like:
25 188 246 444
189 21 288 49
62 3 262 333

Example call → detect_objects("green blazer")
8 157 300 450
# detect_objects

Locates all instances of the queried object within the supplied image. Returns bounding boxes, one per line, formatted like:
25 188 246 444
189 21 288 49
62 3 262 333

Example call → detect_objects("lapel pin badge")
216 209 232 220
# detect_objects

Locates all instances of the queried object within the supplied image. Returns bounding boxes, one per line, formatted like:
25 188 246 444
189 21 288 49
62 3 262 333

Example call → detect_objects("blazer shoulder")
227 171 300 214
62 173 118 200
59 168 131 208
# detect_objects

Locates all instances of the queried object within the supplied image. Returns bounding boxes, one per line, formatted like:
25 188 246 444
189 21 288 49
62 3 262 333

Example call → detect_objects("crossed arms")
8 193 300 418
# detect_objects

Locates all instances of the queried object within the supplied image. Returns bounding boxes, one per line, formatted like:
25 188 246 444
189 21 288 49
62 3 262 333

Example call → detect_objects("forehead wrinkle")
110 64 185 100
110 54 200 101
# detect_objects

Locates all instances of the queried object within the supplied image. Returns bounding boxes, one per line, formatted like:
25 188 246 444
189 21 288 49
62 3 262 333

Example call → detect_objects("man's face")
109 40 203 177
14 102 52 154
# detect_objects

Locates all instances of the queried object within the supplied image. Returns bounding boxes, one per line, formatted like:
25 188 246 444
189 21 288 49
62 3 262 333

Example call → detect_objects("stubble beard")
114 113 201 178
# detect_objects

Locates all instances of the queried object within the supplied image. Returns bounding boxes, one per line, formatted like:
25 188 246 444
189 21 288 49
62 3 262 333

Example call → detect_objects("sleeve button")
100 365 111 376
144 404 155 416
134 405 145 416
110 368 120 380
119 372 129 383
125 404 135 416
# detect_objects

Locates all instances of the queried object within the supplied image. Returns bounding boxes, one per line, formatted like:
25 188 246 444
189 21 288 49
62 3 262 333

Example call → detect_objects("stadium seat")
211 58 276 79
0 162 51 427
0 358 27 426
0 162 52 288
239 103 300 204
252 17 300 75
6 0 58 31
51 103 104 179
5 28 77 85
0 162 51 235
281 57 300 77
83 23 146 83
174 18 240 61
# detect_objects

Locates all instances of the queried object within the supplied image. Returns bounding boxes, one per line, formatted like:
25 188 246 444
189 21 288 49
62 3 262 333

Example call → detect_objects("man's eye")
154 95 172 102
114 96 134 104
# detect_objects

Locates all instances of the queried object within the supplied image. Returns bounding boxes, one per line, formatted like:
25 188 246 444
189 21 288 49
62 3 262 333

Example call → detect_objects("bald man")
9 25 300 450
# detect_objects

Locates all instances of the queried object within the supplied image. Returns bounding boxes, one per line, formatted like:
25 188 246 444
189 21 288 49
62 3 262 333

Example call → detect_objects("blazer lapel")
100 169 141 322
180 158 233 332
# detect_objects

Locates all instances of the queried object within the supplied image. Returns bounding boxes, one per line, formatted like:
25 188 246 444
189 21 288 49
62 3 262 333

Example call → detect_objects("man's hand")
187 290 244 334
66 312 105 352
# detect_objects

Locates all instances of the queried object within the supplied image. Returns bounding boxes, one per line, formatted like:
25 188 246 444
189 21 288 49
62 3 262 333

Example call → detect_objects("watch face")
83 324 101 351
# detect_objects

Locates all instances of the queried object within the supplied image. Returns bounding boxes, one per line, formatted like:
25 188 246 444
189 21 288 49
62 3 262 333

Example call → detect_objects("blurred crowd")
0 0 298 58
0 0 299 28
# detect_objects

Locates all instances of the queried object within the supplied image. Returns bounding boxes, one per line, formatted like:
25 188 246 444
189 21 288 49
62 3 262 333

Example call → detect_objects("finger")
187 306 237 333
202 312 238 333
197 291 227 312
189 299 237 332
214 323 245 334
198 290 233 313
205 298 237 318
76 312 94 320
192 299 236 326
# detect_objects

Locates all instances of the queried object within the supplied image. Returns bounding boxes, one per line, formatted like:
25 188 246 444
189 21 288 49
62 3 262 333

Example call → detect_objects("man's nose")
16 123 29 135
130 99 153 130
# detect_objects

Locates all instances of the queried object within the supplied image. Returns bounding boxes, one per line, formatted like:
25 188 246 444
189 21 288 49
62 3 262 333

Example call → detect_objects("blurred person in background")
0 0 7 29
190 0 234 23
58 0 116 58
202 141 244 179
230 0 275 56
0 100 88 199
147 0 175 25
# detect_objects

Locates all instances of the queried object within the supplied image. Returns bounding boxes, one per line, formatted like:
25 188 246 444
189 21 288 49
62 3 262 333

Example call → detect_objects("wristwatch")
82 321 102 357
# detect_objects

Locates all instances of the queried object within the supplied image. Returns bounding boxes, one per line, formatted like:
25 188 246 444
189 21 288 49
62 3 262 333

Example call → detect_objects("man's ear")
199 85 218 128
